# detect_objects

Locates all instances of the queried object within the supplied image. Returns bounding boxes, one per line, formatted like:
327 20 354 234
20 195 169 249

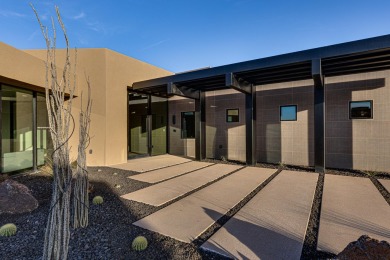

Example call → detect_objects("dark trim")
312 59 325 173
195 91 206 160
0 84 2 173
279 105 298 121
225 73 251 94
147 94 152 156
127 91 130 156
349 100 373 119
245 85 256 165
33 92 37 171
226 108 240 123
166 98 170 154
133 34 390 92
167 82 200 99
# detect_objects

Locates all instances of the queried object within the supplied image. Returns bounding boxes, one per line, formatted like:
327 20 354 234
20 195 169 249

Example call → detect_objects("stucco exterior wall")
205 89 246 162
256 80 315 166
325 70 390 172
24 48 172 166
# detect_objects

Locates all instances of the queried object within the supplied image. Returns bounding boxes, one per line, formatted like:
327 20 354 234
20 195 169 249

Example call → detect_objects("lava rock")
337 235 390 259
0 179 38 214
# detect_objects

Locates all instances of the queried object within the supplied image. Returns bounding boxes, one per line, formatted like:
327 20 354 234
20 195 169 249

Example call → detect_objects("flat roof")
131 34 390 98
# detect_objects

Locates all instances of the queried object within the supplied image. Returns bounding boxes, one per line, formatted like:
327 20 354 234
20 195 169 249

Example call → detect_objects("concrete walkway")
379 179 390 193
110 154 190 173
121 164 242 206
201 170 318 260
317 175 390 255
133 167 275 243
129 161 213 183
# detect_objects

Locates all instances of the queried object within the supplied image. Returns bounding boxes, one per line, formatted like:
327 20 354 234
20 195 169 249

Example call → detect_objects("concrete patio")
115 155 390 259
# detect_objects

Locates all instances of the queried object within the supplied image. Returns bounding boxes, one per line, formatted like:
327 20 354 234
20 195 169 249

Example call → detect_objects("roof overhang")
131 34 390 99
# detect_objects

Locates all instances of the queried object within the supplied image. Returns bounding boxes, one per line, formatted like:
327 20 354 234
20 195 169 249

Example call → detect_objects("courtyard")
1 155 389 259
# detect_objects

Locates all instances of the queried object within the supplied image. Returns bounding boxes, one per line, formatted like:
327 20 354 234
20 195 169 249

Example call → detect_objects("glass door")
128 92 149 157
151 96 167 156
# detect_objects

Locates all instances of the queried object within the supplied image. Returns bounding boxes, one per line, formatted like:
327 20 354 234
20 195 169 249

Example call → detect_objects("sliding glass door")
1 85 34 173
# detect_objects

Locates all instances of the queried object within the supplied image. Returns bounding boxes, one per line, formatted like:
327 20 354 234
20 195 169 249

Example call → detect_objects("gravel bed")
0 167 223 260
1 161 389 260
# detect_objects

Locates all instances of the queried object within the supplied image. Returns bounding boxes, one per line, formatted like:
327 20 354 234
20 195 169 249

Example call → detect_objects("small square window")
280 105 297 121
226 109 239 122
349 101 373 119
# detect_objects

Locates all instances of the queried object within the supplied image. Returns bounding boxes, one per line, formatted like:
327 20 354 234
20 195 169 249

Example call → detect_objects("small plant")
92 196 103 205
0 223 17 237
278 161 285 169
363 170 378 177
220 156 227 162
132 236 148 251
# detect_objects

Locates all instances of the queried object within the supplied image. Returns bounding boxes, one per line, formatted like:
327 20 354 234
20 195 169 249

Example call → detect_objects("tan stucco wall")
0 42 47 92
24 48 172 166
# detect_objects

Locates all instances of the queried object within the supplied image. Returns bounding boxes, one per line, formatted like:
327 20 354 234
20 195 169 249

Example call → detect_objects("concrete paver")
317 175 390 254
129 161 213 183
379 179 390 193
201 170 318 260
109 154 190 172
133 167 276 243
121 164 242 206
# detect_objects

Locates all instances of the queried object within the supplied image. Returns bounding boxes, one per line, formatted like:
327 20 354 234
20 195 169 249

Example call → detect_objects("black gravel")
1 161 389 260
0 167 223 260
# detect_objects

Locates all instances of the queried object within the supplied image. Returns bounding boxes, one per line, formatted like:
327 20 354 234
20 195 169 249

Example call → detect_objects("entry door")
128 93 168 157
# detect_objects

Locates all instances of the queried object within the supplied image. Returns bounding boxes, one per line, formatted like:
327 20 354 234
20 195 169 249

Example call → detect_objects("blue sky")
1 1 390 72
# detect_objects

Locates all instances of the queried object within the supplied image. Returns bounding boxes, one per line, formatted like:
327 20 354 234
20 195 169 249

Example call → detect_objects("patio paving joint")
150 163 216 185
150 165 246 211
370 178 390 206
192 168 281 246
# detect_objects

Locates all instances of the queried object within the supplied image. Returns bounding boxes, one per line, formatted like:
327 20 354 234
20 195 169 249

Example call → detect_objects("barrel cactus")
132 236 148 251
92 196 103 205
0 223 17 237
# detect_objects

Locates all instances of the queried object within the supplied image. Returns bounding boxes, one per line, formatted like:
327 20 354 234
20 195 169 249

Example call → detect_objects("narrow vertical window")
181 111 195 139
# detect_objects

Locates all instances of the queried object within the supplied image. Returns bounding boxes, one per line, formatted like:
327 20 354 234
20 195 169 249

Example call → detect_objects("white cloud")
0 10 26 18
72 12 85 20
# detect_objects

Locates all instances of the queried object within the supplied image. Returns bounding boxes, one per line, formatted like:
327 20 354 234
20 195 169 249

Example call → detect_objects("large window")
280 105 297 121
349 101 373 119
1 85 34 173
226 109 239 123
181 111 195 139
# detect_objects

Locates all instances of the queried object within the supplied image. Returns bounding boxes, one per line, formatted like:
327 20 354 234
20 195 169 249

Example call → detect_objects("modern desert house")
1 34 390 174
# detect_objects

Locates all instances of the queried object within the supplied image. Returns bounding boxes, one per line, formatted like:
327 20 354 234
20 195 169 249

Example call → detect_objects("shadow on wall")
166 78 386 170
325 78 386 171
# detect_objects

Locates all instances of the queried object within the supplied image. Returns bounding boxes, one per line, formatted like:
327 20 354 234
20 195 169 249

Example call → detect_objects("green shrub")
132 236 148 251
92 196 103 205
0 223 17 237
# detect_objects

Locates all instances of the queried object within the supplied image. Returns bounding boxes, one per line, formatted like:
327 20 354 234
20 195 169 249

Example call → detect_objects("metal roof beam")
167 82 200 99
225 73 252 94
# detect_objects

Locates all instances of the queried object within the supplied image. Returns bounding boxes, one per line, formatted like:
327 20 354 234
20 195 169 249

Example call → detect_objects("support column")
147 94 152 156
312 59 325 173
245 85 256 165
33 92 37 171
195 91 206 160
